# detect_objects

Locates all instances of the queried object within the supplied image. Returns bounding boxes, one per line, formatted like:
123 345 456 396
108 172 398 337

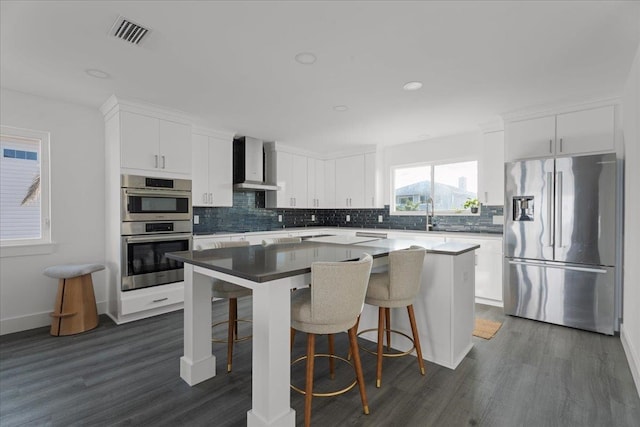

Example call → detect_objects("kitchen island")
167 238 478 427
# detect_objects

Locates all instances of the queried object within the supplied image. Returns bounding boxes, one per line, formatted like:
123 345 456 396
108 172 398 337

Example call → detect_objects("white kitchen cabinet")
324 159 336 208
556 106 615 155
505 105 616 161
505 115 555 160
266 150 308 208
444 235 503 307
479 131 505 206
364 152 379 208
120 111 191 175
307 158 325 208
335 155 365 208
192 133 232 207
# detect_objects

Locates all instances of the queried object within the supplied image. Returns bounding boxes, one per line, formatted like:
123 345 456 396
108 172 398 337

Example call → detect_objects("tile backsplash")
193 191 504 234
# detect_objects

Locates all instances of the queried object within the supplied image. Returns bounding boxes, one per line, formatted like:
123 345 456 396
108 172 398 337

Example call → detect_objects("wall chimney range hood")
233 137 279 191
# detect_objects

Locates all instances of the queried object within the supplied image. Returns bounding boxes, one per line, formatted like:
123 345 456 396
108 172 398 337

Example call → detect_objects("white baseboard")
475 297 503 308
621 323 640 399
0 300 108 335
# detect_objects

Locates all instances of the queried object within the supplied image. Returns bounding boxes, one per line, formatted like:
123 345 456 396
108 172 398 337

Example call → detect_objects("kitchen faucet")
426 196 434 231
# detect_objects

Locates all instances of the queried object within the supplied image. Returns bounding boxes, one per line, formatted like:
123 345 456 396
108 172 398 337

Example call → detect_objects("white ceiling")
1 1 639 153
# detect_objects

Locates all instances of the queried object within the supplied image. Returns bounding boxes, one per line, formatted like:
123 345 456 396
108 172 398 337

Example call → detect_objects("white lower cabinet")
444 235 503 307
118 282 184 317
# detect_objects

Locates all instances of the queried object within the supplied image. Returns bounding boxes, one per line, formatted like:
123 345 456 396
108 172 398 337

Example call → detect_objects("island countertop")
168 239 479 283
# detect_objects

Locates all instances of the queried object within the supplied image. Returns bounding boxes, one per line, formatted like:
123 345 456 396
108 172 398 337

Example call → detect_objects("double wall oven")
121 175 192 291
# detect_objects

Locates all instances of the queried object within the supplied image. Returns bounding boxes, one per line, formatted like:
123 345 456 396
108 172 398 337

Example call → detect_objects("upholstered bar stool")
290 254 373 427
44 263 104 336
359 246 426 388
201 240 252 373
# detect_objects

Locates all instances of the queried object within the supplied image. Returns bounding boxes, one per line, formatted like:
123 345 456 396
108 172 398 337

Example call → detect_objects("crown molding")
501 97 621 122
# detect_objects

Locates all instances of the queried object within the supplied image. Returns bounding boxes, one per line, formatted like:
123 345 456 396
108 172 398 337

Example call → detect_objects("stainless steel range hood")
233 136 279 191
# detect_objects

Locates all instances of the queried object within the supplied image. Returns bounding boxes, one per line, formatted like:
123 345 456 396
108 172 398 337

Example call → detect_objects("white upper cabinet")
192 133 232 207
479 131 505 206
364 152 379 208
266 150 308 208
505 115 555 160
335 155 365 208
324 159 336 208
556 106 615 156
120 111 191 175
505 104 616 161
307 158 325 208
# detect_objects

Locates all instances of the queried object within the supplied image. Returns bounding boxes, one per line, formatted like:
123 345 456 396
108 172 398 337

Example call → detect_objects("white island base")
358 248 476 370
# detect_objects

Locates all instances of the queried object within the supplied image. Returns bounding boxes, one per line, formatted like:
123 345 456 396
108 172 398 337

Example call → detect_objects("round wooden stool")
44 263 104 336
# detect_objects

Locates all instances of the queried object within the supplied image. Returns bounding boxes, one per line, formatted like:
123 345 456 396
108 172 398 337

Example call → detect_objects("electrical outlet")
278 214 283 222
311 214 316 221
346 215 351 222
193 215 200 225
378 215 383 223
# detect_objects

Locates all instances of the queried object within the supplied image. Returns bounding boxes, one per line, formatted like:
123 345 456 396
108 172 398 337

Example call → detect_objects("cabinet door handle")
549 140 553 154
209 193 213 204
202 193 207 204
371 197 374 206
162 155 166 169
154 155 159 168
559 138 563 153
485 191 488 204
152 297 168 303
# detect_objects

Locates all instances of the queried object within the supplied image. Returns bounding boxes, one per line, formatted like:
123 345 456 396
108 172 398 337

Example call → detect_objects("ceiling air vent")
111 16 150 45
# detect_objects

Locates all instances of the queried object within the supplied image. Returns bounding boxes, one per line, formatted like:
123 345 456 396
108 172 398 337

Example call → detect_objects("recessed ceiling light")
85 69 110 79
295 52 317 65
333 105 349 112
403 81 423 91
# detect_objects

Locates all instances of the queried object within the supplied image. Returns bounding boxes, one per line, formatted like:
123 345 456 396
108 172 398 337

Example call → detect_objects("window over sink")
0 125 51 248
391 160 478 215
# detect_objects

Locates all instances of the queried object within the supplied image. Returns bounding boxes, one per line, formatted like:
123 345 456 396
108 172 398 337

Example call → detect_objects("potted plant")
463 198 480 214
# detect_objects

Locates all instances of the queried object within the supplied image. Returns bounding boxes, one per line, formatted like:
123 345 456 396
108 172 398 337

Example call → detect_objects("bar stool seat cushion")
212 280 252 299
44 264 105 280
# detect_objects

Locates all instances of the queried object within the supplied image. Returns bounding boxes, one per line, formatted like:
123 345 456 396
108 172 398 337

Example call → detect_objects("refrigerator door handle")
507 260 607 274
547 171 554 247
557 171 563 248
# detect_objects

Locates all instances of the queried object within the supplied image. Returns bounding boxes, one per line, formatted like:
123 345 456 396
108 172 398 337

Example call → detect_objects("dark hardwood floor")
1 301 638 426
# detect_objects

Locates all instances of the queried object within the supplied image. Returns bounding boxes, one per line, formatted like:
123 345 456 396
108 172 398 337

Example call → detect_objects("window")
0 125 50 246
391 160 478 215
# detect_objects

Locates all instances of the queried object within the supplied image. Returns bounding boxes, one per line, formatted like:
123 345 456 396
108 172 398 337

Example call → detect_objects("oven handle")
124 233 192 244
123 189 192 198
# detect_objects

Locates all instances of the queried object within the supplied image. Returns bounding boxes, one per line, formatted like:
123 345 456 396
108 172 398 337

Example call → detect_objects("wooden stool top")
44 263 105 280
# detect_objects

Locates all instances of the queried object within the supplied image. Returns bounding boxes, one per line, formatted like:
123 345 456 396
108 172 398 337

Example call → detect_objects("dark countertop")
354 238 481 255
167 241 392 283
168 239 480 283
193 226 502 238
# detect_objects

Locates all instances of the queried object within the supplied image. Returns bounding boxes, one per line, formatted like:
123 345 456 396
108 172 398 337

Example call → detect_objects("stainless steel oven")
121 174 192 222
120 174 193 291
121 220 192 291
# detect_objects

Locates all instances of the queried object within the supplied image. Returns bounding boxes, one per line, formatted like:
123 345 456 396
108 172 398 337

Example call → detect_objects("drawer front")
120 286 184 315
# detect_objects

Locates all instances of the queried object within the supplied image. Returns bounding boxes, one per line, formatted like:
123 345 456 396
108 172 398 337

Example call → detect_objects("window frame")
390 158 479 216
0 125 52 252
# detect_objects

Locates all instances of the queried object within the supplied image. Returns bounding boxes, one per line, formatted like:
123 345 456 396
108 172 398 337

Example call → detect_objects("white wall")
621 44 640 397
0 88 105 334
382 131 484 204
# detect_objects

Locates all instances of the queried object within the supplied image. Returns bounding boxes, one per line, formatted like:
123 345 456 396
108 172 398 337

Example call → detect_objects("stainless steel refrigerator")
503 153 620 335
